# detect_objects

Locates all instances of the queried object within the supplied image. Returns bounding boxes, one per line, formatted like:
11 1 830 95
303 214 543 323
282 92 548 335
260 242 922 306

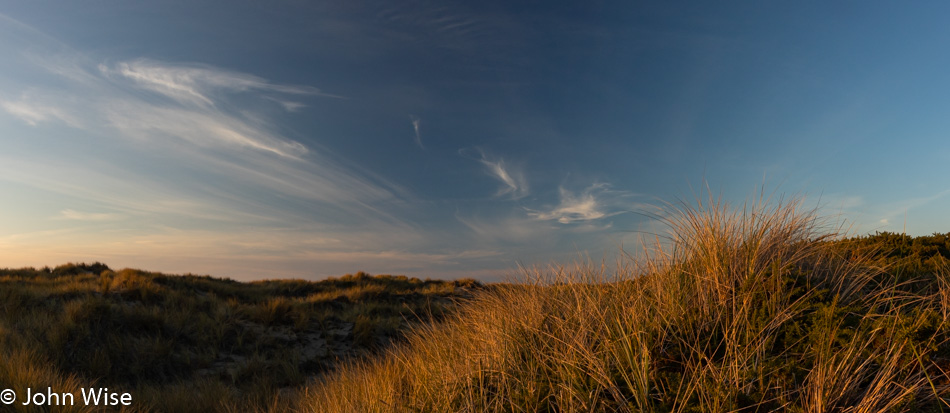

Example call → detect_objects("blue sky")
1 2 949 281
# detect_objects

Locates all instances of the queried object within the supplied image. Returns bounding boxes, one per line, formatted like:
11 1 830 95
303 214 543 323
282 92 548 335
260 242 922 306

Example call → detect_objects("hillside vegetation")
5 195 950 412
303 197 950 412
0 265 480 412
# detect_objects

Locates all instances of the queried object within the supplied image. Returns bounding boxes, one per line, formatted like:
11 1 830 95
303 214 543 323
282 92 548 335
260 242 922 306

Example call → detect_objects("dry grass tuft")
302 191 950 412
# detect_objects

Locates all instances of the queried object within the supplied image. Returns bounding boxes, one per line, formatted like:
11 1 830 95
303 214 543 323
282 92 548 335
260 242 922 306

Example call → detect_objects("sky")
1 2 949 281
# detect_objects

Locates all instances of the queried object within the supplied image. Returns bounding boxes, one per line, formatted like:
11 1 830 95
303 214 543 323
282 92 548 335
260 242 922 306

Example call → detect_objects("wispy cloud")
530 187 604 223
266 96 307 112
55 209 123 221
1 60 316 160
409 114 424 149
99 59 337 107
102 100 309 159
461 148 528 199
0 16 416 243
528 183 630 224
0 94 82 128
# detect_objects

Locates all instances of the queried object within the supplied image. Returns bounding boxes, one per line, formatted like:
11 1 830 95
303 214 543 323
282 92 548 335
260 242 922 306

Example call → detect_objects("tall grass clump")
303 192 950 412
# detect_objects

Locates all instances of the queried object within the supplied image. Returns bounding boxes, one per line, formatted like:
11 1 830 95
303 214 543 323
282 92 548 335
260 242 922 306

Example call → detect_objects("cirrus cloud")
461 147 529 199
98 59 339 108
528 183 632 224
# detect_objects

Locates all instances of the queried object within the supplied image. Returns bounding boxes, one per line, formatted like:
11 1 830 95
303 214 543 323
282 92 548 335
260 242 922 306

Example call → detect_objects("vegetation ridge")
5 197 950 411
0 265 479 412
